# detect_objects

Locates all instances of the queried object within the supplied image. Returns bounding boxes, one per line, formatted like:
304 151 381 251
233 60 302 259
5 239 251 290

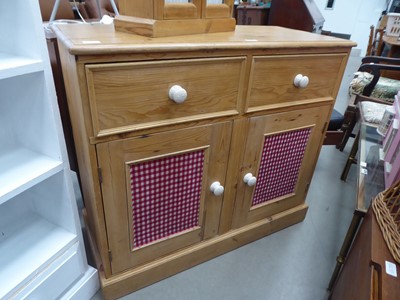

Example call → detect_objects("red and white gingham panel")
251 128 312 207
129 150 205 249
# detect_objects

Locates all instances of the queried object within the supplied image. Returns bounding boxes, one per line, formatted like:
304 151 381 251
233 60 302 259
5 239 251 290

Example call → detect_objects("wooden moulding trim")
70 44 355 57
91 110 240 141
52 23 356 56
114 16 236 38
97 204 308 299
163 3 200 20
205 4 231 19
245 97 334 114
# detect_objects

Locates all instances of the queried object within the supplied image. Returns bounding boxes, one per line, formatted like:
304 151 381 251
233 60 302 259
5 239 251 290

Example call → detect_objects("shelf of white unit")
0 146 63 205
0 213 77 299
0 53 43 80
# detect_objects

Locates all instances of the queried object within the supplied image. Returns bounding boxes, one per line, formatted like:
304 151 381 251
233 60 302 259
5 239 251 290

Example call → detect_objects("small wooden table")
329 123 385 290
382 34 400 57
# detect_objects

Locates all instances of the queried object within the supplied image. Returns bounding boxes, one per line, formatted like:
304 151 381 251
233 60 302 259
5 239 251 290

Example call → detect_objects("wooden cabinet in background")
53 24 355 299
236 5 269 25
330 208 400 300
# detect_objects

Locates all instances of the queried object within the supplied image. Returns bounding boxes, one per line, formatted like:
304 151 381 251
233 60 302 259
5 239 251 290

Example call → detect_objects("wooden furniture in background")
236 4 269 25
39 0 122 174
0 0 98 298
40 0 80 173
329 122 385 291
366 25 385 56
329 208 400 300
53 24 355 299
115 0 236 37
323 109 346 146
383 34 400 57
340 56 400 180
268 0 324 33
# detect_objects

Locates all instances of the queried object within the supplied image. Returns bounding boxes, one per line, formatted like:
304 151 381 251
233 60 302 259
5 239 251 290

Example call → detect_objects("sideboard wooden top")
53 24 356 55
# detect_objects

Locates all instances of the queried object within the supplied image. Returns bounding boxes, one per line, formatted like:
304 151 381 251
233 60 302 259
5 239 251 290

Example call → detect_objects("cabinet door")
233 105 330 227
97 122 232 274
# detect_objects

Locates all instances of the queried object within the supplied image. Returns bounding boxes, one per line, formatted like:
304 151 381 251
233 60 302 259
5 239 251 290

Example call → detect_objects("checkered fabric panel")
251 128 312 207
129 150 205 249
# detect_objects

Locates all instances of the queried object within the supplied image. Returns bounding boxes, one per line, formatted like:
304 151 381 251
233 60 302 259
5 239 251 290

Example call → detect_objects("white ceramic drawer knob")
210 181 224 196
293 74 309 88
169 85 187 104
243 173 257 186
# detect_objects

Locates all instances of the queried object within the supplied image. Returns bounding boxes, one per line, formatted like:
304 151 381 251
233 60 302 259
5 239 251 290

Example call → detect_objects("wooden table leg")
328 210 365 292
340 131 360 181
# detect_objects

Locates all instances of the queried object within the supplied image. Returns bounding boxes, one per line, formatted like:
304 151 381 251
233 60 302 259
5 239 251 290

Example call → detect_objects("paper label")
385 261 398 277
82 40 101 44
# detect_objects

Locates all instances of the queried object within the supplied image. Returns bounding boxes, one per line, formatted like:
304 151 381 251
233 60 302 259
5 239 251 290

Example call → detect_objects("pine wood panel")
118 0 154 19
114 16 237 38
85 57 245 137
204 3 231 18
97 122 232 274
246 53 348 112
163 2 201 19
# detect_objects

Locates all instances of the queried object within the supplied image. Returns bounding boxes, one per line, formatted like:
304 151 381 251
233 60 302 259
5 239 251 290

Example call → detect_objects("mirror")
165 0 191 3
207 0 224 3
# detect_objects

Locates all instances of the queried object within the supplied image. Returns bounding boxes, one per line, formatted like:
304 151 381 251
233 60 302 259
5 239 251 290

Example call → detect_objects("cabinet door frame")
97 122 232 274
232 105 330 227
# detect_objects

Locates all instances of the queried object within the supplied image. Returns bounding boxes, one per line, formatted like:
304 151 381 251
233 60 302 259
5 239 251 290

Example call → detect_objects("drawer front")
86 57 246 137
12 242 85 299
246 53 347 112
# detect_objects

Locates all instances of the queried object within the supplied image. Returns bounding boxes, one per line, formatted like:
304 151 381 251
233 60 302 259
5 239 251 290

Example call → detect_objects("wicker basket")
372 179 400 263
386 13 400 37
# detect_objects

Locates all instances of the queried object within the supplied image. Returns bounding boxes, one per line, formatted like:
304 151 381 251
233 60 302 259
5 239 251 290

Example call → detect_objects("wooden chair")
323 109 346 146
366 25 385 57
323 108 357 148
340 57 400 180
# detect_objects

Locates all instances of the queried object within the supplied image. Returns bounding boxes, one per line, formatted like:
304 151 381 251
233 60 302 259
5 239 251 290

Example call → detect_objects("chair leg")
337 106 357 151
341 131 360 181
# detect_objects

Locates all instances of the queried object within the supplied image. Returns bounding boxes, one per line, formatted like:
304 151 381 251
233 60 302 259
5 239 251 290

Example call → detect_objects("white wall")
314 0 389 56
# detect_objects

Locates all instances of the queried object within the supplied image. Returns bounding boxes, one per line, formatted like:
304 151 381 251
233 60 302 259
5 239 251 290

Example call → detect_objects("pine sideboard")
53 24 355 299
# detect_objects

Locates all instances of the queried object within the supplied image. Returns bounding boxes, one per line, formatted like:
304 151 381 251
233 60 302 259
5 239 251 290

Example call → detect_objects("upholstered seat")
336 56 400 153
349 71 400 102
340 56 400 180
329 109 345 131
324 108 346 146
360 101 391 125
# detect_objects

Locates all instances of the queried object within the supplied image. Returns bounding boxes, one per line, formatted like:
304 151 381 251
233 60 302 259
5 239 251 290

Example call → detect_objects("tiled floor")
89 53 362 300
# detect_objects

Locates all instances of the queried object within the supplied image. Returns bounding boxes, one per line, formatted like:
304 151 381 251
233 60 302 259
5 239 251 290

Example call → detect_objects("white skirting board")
61 266 100 300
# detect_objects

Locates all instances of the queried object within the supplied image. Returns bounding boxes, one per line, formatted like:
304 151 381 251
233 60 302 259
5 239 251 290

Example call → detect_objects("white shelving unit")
0 1 99 299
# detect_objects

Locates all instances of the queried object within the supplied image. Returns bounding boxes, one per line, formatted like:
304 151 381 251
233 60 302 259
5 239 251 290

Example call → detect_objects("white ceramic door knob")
243 173 257 186
210 181 224 196
293 74 309 88
169 85 187 103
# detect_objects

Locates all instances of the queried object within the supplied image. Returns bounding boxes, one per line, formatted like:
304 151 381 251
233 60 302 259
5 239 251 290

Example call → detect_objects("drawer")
246 54 348 112
85 57 246 137
11 242 85 299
